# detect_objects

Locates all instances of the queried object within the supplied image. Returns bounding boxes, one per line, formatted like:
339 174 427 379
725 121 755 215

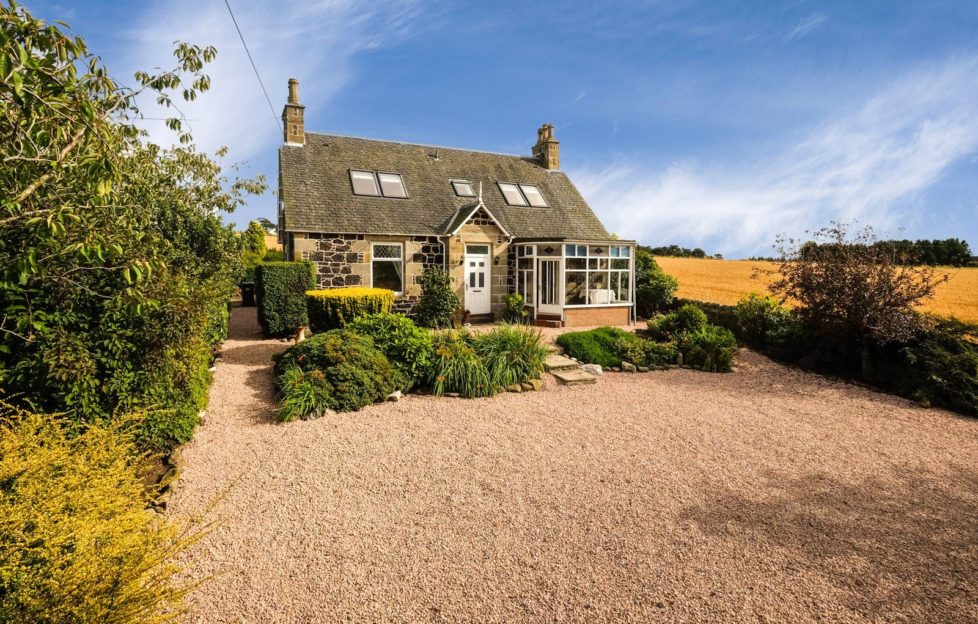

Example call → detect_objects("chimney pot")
532 123 559 170
282 78 305 145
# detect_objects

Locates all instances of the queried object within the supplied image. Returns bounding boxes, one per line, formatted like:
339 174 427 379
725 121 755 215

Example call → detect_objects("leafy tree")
0 2 264 447
257 217 276 233
769 223 948 378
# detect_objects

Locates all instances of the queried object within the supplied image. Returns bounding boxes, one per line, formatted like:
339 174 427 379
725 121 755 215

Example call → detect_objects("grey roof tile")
279 133 612 240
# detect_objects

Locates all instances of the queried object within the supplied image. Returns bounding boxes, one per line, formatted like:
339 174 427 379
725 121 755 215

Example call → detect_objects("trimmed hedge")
256 262 315 337
306 287 395 332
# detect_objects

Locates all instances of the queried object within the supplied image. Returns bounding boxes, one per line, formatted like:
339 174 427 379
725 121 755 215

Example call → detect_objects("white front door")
464 245 491 315
537 258 561 315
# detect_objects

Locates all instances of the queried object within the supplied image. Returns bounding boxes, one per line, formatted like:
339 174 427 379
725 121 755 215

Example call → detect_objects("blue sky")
28 0 978 257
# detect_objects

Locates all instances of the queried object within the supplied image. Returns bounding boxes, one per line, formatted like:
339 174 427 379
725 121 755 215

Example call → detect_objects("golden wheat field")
655 257 978 324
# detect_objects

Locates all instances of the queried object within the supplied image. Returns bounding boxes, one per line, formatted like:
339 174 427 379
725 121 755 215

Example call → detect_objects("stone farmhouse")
277 79 635 327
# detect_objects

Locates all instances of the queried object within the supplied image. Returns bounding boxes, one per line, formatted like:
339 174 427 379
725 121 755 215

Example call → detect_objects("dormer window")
497 182 548 207
452 180 475 197
350 170 407 198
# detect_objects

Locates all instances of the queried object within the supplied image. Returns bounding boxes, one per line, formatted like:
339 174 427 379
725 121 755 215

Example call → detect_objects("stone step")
544 354 580 372
551 369 597 386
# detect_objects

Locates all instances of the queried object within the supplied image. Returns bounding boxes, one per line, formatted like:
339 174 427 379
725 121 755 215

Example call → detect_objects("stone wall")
290 232 444 316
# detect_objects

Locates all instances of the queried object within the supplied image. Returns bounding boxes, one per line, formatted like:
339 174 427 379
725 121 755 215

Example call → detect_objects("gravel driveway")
169 307 978 623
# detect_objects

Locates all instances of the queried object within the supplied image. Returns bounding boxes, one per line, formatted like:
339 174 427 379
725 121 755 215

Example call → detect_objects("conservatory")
513 241 636 327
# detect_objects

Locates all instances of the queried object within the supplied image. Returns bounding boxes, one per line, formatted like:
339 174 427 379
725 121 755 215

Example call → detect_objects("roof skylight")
452 180 475 197
498 182 528 206
350 170 407 198
350 170 380 196
378 173 407 198
519 184 548 207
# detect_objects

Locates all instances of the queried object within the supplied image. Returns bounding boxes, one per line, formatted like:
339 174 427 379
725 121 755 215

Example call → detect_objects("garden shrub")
871 317 978 416
471 324 548 387
415 267 460 328
556 327 638 368
305 287 395 332
428 330 494 397
649 304 708 339
275 329 406 413
502 293 529 323
635 249 678 318
678 325 738 372
256 262 315 337
0 408 194 624
276 368 332 422
347 313 433 387
735 293 794 350
615 337 678 367
262 249 285 262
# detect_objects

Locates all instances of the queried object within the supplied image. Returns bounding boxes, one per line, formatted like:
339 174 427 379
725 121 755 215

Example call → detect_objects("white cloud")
121 0 423 160
572 55 978 256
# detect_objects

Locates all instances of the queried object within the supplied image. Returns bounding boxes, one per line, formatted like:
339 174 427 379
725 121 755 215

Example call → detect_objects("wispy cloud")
123 0 424 160
786 12 829 41
573 55 978 256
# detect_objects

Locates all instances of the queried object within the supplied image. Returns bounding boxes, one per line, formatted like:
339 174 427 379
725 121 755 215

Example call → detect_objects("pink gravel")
168 306 978 623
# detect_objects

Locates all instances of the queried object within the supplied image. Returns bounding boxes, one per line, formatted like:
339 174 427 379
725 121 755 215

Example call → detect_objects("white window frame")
516 244 536 306
350 169 381 196
561 243 633 307
370 242 404 294
497 182 528 206
377 172 408 198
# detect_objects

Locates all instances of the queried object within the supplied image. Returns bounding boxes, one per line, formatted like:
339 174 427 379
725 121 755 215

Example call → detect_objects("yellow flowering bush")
0 407 196 624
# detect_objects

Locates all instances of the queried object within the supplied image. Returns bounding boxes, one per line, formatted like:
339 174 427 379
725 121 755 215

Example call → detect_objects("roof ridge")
303 131 537 162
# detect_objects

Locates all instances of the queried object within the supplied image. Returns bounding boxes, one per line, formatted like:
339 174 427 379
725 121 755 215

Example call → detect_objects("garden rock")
622 362 637 372
506 384 522 393
387 390 402 402
638 366 650 372
581 363 603 376
520 382 534 392
529 378 542 391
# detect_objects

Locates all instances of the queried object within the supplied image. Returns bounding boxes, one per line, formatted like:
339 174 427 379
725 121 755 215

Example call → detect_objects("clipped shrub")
347 313 433 387
679 325 737 372
428 330 494 397
0 408 194 624
305 287 395 332
262 249 285 262
415 267 460 328
276 367 332 422
615 337 678 367
275 329 406 412
502 293 529 324
649 304 708 339
471 324 548 387
256 261 315 337
556 326 638 368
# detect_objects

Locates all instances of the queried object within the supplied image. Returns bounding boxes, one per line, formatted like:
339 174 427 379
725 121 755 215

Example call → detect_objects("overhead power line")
223 0 281 131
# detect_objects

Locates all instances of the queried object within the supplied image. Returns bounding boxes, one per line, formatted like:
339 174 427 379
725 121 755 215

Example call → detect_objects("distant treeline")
800 238 973 267
749 238 974 267
642 244 722 259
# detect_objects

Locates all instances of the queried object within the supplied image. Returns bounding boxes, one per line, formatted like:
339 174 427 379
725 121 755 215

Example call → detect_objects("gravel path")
169 307 978 623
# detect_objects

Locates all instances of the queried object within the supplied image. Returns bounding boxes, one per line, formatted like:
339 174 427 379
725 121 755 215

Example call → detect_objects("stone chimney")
531 123 559 169
282 78 305 145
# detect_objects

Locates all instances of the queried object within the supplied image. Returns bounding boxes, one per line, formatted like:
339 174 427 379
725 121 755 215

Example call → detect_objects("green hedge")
256 262 315 337
305 287 394 332
556 327 637 368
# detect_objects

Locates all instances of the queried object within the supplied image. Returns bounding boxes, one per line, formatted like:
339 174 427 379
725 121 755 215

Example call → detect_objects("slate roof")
279 133 613 241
